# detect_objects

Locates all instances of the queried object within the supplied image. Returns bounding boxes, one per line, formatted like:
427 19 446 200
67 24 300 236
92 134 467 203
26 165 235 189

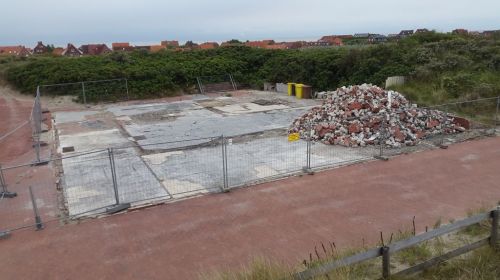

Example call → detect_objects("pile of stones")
289 84 468 147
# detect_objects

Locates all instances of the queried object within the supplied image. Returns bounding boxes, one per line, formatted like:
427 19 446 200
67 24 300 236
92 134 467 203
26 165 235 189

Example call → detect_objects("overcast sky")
2 0 500 47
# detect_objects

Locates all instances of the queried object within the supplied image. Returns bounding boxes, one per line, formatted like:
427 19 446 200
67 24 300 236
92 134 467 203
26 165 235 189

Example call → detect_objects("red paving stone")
0 96 33 163
0 136 499 279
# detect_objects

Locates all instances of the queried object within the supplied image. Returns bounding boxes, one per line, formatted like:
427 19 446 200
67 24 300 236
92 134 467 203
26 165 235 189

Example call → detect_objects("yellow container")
287 82 296 96
295 84 304 99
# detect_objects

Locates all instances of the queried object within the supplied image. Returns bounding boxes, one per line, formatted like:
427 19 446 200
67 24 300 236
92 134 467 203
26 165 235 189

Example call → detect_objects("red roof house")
0 46 31 56
79 44 111 55
285 41 304 49
112 42 134 51
265 44 287 50
33 41 48 54
52 47 64 56
319 36 344 46
199 42 219 49
161 40 179 48
62 43 82 57
150 45 167 52
452 29 468 35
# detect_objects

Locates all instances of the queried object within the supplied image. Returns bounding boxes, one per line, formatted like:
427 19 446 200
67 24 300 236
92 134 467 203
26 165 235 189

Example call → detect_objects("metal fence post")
0 164 17 198
125 79 130 100
382 246 390 279
196 77 204 94
303 123 313 174
32 87 48 166
29 186 43 230
224 136 229 190
221 135 229 192
34 135 41 164
81 82 87 106
105 148 131 214
495 96 499 131
307 124 312 171
108 148 120 205
229 74 237 91
380 116 385 156
307 128 312 170
0 164 5 193
491 207 499 249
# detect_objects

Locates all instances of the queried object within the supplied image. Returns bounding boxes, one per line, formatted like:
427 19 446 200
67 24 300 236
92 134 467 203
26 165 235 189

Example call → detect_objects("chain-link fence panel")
197 74 236 94
83 79 129 104
139 137 225 199
60 150 117 217
39 78 129 106
111 147 172 206
226 131 308 188
0 162 57 233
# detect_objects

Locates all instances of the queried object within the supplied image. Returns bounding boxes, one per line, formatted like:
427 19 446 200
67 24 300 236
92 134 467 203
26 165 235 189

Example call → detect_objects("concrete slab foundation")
53 90 381 217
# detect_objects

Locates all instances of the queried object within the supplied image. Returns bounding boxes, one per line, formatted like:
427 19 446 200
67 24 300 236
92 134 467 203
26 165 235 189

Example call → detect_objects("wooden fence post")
491 208 499 249
382 246 390 279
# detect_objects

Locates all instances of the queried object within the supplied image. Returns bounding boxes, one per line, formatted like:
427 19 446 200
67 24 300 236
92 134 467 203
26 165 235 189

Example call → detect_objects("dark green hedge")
4 31 500 104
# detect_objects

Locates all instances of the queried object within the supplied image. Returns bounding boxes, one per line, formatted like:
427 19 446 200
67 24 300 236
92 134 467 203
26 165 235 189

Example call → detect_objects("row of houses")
0 40 225 57
314 28 499 45
2 28 499 57
0 42 112 57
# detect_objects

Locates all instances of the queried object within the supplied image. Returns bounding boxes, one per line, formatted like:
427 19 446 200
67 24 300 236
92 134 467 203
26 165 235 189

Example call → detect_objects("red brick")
452 116 470 129
348 122 362 134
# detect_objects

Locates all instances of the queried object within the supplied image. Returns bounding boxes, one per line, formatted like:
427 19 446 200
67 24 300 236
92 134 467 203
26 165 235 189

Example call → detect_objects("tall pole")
33 87 42 164
495 96 499 131
108 148 119 205
81 82 87 106
0 164 16 198
221 135 228 192
125 79 130 100
307 123 312 170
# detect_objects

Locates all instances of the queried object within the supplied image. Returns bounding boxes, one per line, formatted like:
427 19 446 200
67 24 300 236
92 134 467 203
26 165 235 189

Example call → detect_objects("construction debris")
289 84 468 147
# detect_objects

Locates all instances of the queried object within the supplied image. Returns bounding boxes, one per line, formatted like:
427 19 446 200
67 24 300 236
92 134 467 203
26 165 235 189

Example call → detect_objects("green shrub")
1 33 499 104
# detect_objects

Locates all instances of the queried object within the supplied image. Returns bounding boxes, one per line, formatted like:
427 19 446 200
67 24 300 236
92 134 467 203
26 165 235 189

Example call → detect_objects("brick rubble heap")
289 84 467 147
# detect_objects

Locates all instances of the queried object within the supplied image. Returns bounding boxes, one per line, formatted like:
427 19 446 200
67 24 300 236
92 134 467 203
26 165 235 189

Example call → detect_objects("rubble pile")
289 84 467 147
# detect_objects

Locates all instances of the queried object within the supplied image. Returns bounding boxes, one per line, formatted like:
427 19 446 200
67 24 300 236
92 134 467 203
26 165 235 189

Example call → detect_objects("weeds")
394 242 433 266
203 258 290 280
205 209 499 280
433 217 442 229
401 247 500 280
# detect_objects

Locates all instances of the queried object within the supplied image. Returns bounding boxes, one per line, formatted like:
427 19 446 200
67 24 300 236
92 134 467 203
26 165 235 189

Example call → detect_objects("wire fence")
39 78 129 106
196 74 237 94
0 96 499 236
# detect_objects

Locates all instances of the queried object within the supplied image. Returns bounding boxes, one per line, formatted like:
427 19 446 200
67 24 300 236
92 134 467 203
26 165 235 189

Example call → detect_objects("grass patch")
205 209 498 280
458 207 493 238
205 246 500 280
202 258 290 280
394 242 433 266
399 247 500 280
